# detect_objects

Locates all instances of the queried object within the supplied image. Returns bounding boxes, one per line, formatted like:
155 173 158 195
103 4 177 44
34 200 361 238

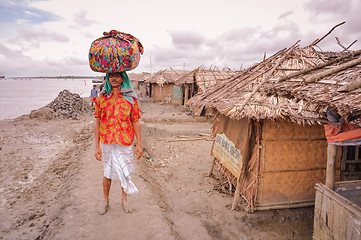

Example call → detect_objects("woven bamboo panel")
309 124 327 139
263 140 328 172
263 120 325 140
257 169 326 205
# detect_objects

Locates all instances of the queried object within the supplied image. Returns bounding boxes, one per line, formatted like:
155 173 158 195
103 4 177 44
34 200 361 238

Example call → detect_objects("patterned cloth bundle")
89 30 144 73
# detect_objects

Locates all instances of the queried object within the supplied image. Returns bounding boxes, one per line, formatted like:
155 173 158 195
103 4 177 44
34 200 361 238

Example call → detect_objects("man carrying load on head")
94 72 143 215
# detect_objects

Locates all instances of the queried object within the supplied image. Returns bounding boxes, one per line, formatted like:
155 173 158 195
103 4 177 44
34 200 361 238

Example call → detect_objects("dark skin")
94 73 142 212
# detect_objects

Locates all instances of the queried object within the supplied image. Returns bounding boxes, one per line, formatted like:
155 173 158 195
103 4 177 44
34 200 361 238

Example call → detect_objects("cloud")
0 43 30 60
169 31 205 49
300 0 361 51
304 0 351 17
71 9 98 27
0 42 92 77
148 23 302 71
24 10 42 17
278 11 293 20
203 22 307 69
1 0 361 76
0 43 33 76
14 27 69 43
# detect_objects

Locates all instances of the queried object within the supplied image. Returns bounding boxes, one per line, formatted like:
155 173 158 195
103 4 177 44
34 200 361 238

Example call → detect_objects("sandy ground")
0 97 314 240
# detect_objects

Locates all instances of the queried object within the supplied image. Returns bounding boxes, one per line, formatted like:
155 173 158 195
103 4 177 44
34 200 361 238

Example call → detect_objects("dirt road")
0 98 314 239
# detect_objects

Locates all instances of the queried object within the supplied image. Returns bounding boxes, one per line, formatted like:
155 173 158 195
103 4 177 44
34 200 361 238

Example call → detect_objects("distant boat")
92 79 103 83
0 73 4 79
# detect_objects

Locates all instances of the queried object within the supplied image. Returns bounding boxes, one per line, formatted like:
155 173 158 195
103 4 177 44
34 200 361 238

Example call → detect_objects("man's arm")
132 121 143 159
94 117 102 161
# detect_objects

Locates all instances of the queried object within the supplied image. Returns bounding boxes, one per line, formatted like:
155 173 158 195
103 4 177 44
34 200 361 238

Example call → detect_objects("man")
90 85 98 107
94 72 143 215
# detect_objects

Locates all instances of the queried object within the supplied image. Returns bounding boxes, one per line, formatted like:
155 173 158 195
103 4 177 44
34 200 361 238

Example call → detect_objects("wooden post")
184 85 189 105
325 143 337 190
208 157 216 177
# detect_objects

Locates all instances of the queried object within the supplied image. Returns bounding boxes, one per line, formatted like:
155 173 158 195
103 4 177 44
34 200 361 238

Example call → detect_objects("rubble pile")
29 107 58 120
47 90 91 120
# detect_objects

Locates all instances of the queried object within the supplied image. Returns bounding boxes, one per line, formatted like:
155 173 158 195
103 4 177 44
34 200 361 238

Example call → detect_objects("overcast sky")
1 0 360 77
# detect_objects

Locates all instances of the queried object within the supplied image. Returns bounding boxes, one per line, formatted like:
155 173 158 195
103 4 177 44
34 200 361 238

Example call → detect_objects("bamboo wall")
151 83 174 101
212 113 344 211
256 120 341 209
137 82 147 97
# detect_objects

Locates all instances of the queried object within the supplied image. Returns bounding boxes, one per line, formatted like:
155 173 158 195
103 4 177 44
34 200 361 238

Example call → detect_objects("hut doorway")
181 85 192 105
148 82 152 97
341 145 361 181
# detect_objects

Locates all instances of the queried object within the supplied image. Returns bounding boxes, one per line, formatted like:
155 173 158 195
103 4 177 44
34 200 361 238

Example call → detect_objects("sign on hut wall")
212 133 243 177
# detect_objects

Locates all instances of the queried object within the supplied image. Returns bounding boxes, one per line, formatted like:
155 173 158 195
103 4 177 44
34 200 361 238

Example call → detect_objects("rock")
47 90 91 120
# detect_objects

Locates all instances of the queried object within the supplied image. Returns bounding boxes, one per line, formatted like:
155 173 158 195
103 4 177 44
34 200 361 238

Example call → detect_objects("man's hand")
95 146 102 161
135 144 143 160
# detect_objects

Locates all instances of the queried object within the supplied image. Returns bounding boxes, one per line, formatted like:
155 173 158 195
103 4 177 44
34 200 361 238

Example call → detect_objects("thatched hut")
188 41 361 213
128 72 150 97
259 47 361 239
174 67 236 108
146 69 188 102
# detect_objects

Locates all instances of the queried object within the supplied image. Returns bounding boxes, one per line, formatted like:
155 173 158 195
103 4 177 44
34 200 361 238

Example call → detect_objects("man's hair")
109 72 124 78
93 85 96 87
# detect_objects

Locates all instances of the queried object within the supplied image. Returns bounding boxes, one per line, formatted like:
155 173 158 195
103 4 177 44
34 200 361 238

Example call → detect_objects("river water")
0 78 95 119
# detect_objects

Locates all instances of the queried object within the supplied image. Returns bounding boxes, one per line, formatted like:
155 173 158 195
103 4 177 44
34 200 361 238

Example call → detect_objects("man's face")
109 74 124 88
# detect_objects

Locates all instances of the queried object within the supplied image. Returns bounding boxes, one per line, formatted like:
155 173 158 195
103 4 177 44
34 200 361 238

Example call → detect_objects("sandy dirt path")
0 98 314 240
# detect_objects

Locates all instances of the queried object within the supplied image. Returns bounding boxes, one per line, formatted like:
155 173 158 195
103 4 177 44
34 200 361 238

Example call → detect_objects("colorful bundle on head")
88 30 144 73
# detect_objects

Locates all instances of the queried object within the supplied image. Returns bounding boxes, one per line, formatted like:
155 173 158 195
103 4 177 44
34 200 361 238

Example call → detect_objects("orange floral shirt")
95 93 141 146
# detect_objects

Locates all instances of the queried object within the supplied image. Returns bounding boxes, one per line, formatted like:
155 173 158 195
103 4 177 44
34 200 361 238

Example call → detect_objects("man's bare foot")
122 199 133 213
98 199 109 215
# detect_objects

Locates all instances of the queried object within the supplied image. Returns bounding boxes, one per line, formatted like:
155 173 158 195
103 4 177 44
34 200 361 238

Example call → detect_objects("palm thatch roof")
128 72 150 82
146 69 189 85
262 50 361 116
175 67 237 92
188 41 361 125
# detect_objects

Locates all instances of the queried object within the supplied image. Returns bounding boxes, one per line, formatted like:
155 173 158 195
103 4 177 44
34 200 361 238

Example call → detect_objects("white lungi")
102 143 138 195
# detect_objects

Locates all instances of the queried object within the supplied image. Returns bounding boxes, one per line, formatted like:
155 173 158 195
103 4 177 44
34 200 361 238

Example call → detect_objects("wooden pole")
276 49 361 83
337 77 361 92
305 55 361 83
312 21 345 46
325 143 337 190
346 40 357 50
228 40 300 118
335 37 348 51
208 157 216 177
184 85 189 105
